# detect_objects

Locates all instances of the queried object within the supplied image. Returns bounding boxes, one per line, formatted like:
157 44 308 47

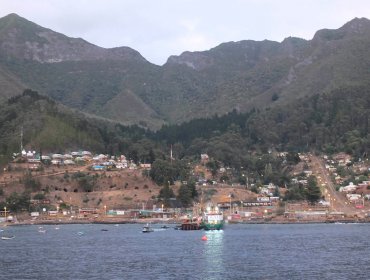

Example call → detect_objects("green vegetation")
33 193 45 200
158 183 175 207
177 181 198 208
306 176 322 204
22 172 41 192
3 191 30 212
2 15 370 130
149 159 190 186
71 172 97 192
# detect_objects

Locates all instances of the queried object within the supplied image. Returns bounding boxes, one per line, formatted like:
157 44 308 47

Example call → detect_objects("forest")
0 86 368 206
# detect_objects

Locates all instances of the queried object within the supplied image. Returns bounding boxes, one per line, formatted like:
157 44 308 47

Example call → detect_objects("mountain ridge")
0 13 147 63
1 14 370 128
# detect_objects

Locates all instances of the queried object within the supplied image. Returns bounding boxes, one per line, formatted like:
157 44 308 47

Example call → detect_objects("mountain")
0 13 147 63
0 13 165 128
163 17 370 120
1 14 370 128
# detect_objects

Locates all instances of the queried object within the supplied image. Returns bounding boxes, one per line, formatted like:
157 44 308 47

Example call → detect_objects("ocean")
1 223 370 279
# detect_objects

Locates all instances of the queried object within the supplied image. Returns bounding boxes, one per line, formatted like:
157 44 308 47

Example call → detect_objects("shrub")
33 193 45 200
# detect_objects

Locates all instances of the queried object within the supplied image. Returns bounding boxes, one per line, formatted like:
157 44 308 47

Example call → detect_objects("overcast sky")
0 0 369 65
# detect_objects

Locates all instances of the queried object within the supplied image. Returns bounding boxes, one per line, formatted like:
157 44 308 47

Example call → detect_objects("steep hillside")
164 18 370 121
0 89 165 169
1 14 370 128
0 89 105 158
0 13 165 128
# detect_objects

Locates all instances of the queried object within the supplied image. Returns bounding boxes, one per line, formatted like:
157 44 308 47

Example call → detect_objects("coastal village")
0 148 370 227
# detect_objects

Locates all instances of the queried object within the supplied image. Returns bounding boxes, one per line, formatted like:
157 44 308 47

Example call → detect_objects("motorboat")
142 223 154 233
1 235 15 240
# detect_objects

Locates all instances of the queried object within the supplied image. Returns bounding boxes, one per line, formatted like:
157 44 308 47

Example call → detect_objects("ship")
201 205 224 230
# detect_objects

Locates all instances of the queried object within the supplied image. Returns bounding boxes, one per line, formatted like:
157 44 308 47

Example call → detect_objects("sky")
0 0 370 65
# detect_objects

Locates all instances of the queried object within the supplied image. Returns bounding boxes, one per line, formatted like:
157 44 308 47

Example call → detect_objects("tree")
206 160 219 177
6 191 31 212
306 176 321 204
158 183 175 207
187 180 198 199
149 159 175 185
284 185 305 201
149 159 190 186
177 185 193 208
148 148 156 164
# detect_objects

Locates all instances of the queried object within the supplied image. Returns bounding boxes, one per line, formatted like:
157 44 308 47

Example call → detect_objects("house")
51 159 61 165
41 155 51 161
92 165 105 171
71 151 83 157
63 154 73 160
82 151 92 157
201 153 209 163
52 153 63 159
339 182 357 193
63 159 75 165
116 163 126 169
140 163 151 169
28 158 41 163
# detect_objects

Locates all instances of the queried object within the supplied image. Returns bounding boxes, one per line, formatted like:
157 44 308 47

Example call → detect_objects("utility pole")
170 145 173 165
20 126 23 154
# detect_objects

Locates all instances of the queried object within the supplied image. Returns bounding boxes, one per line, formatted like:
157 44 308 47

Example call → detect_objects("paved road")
309 154 358 216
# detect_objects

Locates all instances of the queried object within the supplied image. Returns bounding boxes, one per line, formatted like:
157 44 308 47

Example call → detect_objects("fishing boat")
142 223 154 233
1 235 15 240
201 205 224 230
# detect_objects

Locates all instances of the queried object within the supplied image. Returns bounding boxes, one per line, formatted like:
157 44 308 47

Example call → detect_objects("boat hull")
202 221 224 231
1 236 15 240
181 222 203 230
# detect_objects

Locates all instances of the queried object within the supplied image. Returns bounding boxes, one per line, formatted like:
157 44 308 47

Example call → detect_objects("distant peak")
341 17 370 31
3 13 21 18
312 17 370 42
0 13 37 29
1 13 27 22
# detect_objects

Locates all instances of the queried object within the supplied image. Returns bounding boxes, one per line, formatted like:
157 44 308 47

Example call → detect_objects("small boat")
161 225 169 229
38 229 46 233
142 224 154 233
174 225 182 230
101 229 109 231
1 235 15 240
77 231 84 236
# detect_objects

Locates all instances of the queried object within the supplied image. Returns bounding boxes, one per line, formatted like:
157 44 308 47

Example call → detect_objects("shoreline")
4 217 370 227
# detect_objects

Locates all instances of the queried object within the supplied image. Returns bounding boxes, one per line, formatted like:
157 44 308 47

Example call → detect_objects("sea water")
1 223 370 279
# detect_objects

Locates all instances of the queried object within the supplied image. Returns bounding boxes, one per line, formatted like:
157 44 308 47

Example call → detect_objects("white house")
339 182 357 193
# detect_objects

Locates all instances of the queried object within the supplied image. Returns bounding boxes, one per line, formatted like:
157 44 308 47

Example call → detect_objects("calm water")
1 223 370 279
